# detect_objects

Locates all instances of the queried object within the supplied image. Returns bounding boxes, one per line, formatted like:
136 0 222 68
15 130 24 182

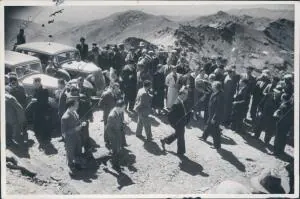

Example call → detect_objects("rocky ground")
6 109 293 196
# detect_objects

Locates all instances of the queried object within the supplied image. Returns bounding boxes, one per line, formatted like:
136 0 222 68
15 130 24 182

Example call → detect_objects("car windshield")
56 51 80 64
15 62 42 78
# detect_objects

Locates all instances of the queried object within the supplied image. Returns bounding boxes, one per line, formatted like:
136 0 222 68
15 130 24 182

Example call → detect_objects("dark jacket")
208 90 224 124
76 43 89 61
5 84 27 108
168 98 191 129
99 89 117 123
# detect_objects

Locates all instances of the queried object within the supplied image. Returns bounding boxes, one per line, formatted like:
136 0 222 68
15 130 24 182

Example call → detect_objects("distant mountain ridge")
5 9 294 73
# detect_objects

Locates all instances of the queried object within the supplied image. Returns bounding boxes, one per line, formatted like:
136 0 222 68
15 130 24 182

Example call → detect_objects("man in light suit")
61 96 87 171
134 80 153 141
160 87 190 156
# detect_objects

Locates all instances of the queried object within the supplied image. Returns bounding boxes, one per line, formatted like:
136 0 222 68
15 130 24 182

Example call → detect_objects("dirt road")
6 110 293 195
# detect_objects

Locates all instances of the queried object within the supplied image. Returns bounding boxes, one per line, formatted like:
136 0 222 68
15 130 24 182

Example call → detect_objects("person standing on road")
160 87 191 156
16 28 26 45
120 59 137 112
105 99 126 172
98 82 121 147
134 80 153 141
76 37 89 61
200 81 224 150
61 96 87 171
230 78 249 134
5 73 27 109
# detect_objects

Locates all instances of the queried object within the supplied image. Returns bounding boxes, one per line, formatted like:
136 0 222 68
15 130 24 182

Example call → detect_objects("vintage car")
5 50 95 100
15 42 100 80
5 50 60 98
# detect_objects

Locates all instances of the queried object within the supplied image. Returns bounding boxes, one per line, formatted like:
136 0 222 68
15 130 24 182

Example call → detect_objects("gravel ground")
6 110 293 195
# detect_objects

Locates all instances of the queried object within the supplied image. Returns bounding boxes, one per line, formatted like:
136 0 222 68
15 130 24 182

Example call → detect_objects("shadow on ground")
168 151 209 177
217 148 246 172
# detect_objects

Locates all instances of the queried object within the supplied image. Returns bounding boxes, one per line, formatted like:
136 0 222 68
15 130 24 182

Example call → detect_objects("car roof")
5 50 40 66
16 42 78 55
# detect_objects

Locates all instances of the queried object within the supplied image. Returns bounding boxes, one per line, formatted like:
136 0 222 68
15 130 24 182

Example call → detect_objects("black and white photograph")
1 1 298 198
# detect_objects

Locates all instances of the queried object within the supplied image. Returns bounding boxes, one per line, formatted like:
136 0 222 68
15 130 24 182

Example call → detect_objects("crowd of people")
6 36 294 174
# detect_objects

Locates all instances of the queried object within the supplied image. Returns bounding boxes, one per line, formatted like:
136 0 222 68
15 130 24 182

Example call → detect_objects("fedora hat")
273 84 283 93
250 169 285 194
139 41 145 47
208 180 251 194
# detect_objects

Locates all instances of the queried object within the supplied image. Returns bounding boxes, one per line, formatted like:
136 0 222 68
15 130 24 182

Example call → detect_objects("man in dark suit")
273 93 293 156
230 78 250 134
98 82 121 147
32 77 52 147
120 60 137 112
76 37 89 61
160 87 190 156
5 74 27 108
134 80 153 141
201 81 224 149
61 97 87 171
105 99 126 171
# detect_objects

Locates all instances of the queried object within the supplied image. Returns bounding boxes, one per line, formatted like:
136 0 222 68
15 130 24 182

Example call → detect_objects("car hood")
20 73 59 89
61 61 99 73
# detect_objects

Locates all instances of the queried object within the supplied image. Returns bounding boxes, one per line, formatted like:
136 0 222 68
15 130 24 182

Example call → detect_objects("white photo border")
0 1 299 199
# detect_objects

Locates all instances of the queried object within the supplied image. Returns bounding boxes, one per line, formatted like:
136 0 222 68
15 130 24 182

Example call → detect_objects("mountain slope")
54 10 178 47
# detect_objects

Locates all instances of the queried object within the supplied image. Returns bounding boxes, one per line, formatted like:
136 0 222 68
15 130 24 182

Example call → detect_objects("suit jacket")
134 87 152 115
105 108 124 152
61 109 81 136
76 43 89 60
208 90 224 124
168 98 190 129
5 84 27 108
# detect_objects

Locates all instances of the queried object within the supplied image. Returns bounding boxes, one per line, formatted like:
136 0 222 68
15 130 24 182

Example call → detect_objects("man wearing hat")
230 78 250 133
76 37 89 61
244 66 256 115
88 45 101 68
61 95 87 171
134 80 153 141
283 73 293 99
120 59 137 112
125 46 136 64
222 66 240 126
105 99 127 172
118 43 127 67
165 65 180 109
273 93 293 156
111 45 123 76
98 82 121 147
253 84 282 144
160 86 191 156
16 28 26 45
263 76 280 96
167 50 179 66
152 64 166 115
135 41 146 60
250 71 270 122
201 81 224 149
31 77 53 148
5 73 27 108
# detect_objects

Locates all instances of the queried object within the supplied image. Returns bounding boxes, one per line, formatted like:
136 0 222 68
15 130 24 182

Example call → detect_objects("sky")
6 4 294 24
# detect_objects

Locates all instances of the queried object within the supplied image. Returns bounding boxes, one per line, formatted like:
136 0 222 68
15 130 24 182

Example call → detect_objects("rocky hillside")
54 10 178 47
5 9 294 73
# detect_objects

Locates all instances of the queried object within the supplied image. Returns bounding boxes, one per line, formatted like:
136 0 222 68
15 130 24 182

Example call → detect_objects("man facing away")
61 97 87 172
160 86 191 156
134 80 153 141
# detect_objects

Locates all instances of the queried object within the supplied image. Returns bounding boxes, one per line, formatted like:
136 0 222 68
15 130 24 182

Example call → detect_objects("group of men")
6 36 294 173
